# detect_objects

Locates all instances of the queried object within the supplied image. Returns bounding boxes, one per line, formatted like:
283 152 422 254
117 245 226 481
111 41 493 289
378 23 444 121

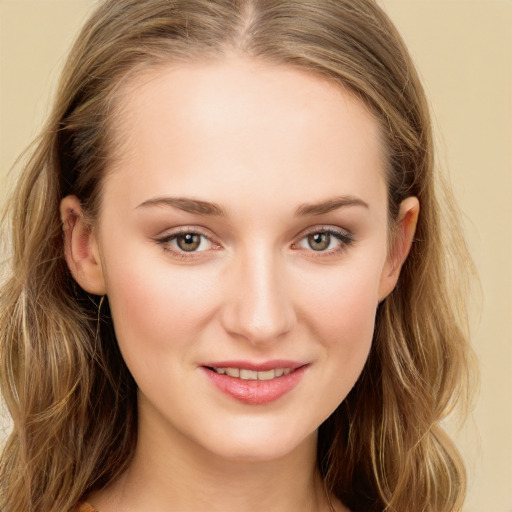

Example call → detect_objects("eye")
174 233 205 252
156 230 215 254
295 228 353 253
306 232 332 251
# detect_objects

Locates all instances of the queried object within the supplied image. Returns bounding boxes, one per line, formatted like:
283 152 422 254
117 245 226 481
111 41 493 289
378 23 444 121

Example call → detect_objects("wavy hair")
0 1 476 511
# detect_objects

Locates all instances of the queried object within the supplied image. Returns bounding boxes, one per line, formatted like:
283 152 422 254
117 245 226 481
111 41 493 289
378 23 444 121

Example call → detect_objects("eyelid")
292 226 355 255
153 224 354 260
153 226 221 258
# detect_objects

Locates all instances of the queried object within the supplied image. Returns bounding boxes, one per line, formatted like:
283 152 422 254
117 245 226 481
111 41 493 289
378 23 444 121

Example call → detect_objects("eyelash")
154 226 354 260
293 228 354 258
154 228 218 260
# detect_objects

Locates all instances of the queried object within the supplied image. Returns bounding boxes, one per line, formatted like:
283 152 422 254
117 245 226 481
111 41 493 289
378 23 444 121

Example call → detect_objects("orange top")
76 503 98 512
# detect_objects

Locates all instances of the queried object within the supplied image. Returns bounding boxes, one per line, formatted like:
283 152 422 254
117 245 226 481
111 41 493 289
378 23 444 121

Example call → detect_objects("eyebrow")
136 196 227 216
294 195 370 216
136 194 369 217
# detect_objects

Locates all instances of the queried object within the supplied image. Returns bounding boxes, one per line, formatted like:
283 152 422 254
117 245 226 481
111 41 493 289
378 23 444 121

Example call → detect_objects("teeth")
257 369 276 381
225 368 240 377
240 369 258 380
213 367 293 380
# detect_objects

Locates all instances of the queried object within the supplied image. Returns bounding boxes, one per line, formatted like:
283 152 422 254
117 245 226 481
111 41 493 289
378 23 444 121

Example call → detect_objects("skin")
61 57 419 512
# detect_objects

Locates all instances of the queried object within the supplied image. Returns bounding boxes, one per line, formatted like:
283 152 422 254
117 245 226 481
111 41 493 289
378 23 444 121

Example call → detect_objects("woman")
0 1 475 511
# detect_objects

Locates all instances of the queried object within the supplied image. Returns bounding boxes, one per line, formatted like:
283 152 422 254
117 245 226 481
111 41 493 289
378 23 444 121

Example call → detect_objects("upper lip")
201 360 307 371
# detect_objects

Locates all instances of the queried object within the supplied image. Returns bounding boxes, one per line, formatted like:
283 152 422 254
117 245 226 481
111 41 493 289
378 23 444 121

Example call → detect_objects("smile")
202 362 309 405
208 367 293 380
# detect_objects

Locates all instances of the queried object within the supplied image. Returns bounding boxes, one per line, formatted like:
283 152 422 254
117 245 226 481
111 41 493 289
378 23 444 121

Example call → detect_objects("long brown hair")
0 1 476 511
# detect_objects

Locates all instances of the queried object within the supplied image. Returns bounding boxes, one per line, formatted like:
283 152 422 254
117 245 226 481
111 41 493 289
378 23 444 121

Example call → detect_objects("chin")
195 421 318 464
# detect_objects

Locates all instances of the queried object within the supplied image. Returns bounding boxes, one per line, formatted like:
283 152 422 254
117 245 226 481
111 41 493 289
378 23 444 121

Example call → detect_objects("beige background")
1 1 511 511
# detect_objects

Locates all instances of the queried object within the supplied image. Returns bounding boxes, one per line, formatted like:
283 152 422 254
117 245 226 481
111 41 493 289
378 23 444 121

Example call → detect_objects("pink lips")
201 360 308 405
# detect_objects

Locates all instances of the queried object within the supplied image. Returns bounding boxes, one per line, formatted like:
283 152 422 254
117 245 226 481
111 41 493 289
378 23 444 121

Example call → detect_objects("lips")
209 367 293 380
201 360 308 405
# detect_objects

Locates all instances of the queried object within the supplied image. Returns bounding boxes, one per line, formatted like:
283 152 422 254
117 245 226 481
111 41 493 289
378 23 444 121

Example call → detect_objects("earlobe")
60 195 107 295
378 196 420 301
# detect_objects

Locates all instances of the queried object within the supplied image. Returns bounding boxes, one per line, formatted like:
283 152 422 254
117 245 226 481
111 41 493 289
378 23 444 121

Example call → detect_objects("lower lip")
202 366 308 405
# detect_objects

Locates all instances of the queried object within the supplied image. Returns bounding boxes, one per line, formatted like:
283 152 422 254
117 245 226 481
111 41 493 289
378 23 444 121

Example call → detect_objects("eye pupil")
308 232 330 251
177 233 201 251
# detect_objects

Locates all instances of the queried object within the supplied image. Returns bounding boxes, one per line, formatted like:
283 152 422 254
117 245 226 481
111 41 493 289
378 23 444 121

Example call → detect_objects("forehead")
103 56 387 215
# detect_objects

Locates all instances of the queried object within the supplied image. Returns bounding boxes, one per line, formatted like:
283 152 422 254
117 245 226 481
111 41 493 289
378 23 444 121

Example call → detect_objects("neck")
89 404 337 512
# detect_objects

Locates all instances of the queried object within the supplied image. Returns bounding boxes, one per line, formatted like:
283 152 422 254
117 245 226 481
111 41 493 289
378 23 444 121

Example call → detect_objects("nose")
220 248 296 346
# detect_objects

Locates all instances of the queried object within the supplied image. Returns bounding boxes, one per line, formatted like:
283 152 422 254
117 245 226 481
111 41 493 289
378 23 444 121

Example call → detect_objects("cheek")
301 257 382 339
102 250 219 366
324 284 377 368
299 262 382 395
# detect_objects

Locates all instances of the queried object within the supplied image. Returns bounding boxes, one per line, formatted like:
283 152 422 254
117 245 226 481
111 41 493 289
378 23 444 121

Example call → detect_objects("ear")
378 196 419 301
60 195 107 295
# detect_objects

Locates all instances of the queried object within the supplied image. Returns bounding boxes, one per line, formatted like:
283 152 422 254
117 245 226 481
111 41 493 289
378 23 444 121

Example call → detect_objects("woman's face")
77 58 411 462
